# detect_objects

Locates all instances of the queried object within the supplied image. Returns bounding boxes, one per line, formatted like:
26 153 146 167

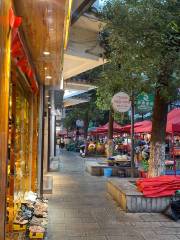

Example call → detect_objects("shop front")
7 61 39 232
5 22 42 237
0 0 75 238
0 0 12 238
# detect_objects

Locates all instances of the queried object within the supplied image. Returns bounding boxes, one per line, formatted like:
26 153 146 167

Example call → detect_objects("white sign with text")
112 92 131 112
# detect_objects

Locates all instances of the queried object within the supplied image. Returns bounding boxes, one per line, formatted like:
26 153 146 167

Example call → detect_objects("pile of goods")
13 192 48 239
88 142 96 153
96 143 105 154
136 176 180 197
114 155 131 167
105 155 131 167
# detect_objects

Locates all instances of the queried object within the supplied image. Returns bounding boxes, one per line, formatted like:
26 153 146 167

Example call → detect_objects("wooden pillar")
7 71 17 233
0 0 11 239
31 95 38 192
37 85 45 198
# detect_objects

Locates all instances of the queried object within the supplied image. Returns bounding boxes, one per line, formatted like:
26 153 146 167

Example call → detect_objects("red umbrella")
91 122 122 135
121 121 147 133
134 121 152 133
166 109 180 133
172 123 180 133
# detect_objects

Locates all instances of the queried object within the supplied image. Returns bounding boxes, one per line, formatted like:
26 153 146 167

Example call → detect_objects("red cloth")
136 176 180 197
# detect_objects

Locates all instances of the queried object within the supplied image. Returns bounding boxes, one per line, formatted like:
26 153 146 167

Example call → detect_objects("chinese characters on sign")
137 93 154 113
112 92 131 113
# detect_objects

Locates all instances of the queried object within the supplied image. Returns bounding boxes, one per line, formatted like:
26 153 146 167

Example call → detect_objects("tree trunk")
108 107 114 139
148 90 168 177
148 57 175 177
107 108 114 158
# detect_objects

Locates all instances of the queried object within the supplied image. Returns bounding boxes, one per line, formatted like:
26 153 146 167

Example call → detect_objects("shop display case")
6 68 39 236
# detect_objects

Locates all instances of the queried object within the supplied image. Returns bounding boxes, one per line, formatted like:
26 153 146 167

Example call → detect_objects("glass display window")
6 67 39 235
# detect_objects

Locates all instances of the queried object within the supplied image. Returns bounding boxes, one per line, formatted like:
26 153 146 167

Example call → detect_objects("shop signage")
111 92 131 113
137 93 154 113
88 121 94 128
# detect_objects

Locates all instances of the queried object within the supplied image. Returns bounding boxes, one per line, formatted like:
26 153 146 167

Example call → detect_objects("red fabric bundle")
136 176 180 197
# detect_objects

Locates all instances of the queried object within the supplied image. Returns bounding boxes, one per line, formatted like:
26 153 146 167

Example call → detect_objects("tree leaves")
96 0 180 107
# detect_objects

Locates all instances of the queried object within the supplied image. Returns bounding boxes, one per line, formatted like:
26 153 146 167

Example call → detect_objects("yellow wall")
0 0 11 239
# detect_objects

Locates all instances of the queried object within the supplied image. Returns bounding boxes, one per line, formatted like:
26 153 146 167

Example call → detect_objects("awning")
172 123 180 133
90 122 122 134
134 121 152 133
134 109 180 134
166 109 180 133
121 121 150 133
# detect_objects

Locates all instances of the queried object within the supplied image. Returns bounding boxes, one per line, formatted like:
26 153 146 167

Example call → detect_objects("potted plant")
139 159 149 178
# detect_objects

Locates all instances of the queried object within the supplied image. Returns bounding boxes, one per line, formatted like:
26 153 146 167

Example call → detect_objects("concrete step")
107 178 180 213
43 175 53 194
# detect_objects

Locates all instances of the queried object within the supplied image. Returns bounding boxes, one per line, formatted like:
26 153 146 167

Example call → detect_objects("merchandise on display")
11 192 48 239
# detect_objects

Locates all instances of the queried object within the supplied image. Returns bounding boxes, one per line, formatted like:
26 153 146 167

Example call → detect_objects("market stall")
133 109 180 176
88 122 122 155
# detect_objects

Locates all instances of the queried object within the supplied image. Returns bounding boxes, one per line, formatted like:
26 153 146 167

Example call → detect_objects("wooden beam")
71 0 96 25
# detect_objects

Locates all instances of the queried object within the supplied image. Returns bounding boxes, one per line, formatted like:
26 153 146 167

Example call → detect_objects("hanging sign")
76 120 84 128
112 92 131 113
137 93 154 113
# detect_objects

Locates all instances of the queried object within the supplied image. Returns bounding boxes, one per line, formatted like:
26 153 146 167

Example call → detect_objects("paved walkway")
47 151 180 240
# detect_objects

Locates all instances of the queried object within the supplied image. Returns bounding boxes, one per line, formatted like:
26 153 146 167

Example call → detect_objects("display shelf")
6 68 39 236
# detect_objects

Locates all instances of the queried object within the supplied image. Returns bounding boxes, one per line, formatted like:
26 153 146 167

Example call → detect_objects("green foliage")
141 159 149 172
95 62 146 111
64 93 105 131
63 110 77 131
99 0 180 103
114 112 130 125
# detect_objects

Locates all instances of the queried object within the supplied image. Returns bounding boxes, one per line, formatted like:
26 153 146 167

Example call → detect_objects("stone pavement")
47 151 180 240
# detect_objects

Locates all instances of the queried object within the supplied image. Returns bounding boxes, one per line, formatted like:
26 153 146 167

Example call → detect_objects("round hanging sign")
111 92 131 113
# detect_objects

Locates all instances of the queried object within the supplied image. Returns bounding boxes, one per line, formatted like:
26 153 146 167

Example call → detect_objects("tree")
100 0 180 176
63 110 77 136
64 92 105 139
95 64 135 157
95 62 145 159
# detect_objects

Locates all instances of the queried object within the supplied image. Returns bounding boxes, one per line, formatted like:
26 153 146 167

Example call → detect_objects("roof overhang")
13 0 71 87
63 13 105 81
64 98 89 107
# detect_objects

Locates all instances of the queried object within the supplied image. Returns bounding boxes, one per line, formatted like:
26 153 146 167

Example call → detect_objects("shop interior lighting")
47 17 53 24
43 51 50 55
46 76 52 79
